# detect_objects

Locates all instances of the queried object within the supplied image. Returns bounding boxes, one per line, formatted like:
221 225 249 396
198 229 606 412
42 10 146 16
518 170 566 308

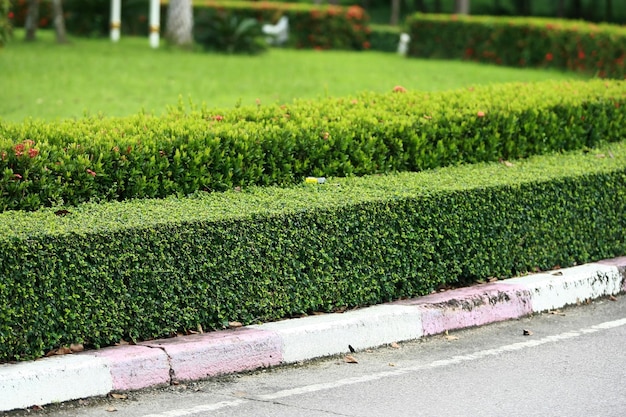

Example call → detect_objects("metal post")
149 0 160 48
110 0 121 42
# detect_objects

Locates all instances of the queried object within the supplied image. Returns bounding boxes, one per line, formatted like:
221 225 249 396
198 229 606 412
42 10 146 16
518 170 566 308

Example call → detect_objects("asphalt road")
5 296 626 417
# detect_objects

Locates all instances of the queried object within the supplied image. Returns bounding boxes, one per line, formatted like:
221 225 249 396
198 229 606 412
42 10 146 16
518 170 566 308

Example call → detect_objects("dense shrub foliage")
1 142 625 362
1 0 12 47
9 0 370 50
1 80 625 212
406 13 626 79
190 1 370 51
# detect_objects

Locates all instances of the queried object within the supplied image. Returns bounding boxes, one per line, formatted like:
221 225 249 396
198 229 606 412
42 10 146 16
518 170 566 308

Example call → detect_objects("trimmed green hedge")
1 141 626 362
189 1 370 51
2 80 625 211
406 13 626 79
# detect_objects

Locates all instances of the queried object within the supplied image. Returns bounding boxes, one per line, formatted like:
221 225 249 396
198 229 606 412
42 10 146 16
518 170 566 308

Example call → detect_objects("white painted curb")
501 263 622 312
0 354 112 411
252 305 423 363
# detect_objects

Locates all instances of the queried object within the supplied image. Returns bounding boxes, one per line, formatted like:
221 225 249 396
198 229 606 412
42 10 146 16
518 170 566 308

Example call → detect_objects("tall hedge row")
1 141 626 362
2 80 625 212
406 13 626 79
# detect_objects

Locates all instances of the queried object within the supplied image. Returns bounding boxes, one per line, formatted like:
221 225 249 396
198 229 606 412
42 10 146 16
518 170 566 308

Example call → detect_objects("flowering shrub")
1 79 625 212
191 1 370 51
1 0 12 47
406 13 626 79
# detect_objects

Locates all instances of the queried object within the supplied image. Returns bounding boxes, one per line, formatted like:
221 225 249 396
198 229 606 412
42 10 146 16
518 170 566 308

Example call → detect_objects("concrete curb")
1 258 625 412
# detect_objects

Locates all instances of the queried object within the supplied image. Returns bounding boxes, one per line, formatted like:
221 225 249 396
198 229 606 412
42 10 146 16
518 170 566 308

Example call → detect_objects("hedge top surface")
3 139 625 240
407 12 626 34
2 79 623 139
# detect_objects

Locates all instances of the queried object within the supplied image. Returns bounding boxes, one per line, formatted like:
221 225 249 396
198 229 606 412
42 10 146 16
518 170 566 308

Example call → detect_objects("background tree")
390 0 400 25
51 0 67 43
24 0 38 41
455 0 470 14
166 0 193 47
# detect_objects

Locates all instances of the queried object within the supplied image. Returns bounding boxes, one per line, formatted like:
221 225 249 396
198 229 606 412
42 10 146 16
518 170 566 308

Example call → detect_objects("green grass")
0 29 589 122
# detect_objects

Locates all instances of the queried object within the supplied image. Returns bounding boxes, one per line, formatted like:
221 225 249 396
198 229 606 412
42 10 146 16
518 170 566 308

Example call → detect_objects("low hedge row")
187 1 371 51
2 141 625 362
2 80 626 212
8 0 371 51
406 13 626 79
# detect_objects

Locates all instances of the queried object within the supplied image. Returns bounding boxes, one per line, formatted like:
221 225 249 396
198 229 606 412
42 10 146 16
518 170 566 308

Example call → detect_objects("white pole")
110 0 121 42
149 0 160 48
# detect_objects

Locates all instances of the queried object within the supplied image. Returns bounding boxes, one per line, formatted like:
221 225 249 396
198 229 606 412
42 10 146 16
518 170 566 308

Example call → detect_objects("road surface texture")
5 296 625 417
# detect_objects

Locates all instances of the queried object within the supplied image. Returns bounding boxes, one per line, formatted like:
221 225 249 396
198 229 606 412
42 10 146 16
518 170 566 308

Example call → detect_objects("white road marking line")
141 317 626 416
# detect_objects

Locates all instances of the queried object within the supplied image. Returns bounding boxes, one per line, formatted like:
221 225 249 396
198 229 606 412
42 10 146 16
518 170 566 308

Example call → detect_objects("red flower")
362 41 370 49
28 148 38 158
545 52 554 61
8 11 14 19
86 169 97 177
393 85 407 93
214 115 224 121
578 50 585 59
477 111 485 118
14 143 24 157
14 173 22 180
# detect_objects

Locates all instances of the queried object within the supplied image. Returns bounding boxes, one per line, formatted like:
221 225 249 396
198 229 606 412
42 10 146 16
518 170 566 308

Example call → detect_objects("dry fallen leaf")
609 295 618 301
388 363 396 367
523 329 533 336
344 355 359 364
390 342 400 349
501 160 514 167
228 321 243 329
70 343 84 353
445 335 460 341
596 153 606 158
110 393 127 400
106 407 118 412
549 310 565 316
552 271 563 276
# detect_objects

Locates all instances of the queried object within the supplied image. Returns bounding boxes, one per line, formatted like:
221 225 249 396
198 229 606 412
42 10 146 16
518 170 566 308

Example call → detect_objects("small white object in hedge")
263 16 289 46
398 33 410 56
305 177 326 184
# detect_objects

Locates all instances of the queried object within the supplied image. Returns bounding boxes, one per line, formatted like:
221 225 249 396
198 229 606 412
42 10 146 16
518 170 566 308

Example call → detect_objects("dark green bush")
1 80 625 212
369 24 401 52
194 9 268 54
406 13 626 79
1 141 625 362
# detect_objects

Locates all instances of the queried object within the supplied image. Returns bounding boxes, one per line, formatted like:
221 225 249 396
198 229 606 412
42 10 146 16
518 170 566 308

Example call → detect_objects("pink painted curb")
395 282 533 336
142 328 282 382
91 345 170 391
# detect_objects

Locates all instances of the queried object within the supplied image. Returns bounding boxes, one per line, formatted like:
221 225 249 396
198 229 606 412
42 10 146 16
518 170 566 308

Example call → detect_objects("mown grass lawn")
0 30 589 122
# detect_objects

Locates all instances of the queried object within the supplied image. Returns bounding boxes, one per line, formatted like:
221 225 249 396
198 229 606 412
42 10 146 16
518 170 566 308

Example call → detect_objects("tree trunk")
571 0 582 18
455 0 470 14
51 0 68 44
514 0 531 15
24 0 39 41
390 0 400 25
165 0 194 47
434 0 442 13
605 0 612 22
556 0 565 17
